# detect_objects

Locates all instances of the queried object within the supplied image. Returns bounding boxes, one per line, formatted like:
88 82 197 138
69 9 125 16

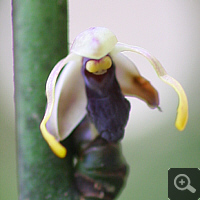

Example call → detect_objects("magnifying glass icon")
174 174 196 193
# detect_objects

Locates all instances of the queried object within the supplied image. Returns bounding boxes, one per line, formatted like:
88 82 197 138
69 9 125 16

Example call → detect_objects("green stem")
13 0 79 199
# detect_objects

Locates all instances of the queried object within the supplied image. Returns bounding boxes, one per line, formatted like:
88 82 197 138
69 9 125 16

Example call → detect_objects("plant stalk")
13 0 79 199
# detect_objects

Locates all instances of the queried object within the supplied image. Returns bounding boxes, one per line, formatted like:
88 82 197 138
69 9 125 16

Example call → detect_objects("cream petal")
111 52 159 108
111 42 188 131
40 53 82 158
47 59 87 141
71 27 118 59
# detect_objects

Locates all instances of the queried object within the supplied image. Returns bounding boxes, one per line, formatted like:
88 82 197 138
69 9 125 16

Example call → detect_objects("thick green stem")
13 1 79 199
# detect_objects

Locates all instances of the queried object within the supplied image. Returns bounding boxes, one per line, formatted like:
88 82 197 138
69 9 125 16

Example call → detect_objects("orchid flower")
40 27 188 158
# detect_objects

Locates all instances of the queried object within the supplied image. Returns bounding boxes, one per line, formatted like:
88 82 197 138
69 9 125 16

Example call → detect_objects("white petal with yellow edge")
40 53 84 158
47 60 87 141
111 42 188 131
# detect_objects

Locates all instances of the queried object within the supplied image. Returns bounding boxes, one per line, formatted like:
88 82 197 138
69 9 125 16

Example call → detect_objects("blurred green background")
0 0 200 199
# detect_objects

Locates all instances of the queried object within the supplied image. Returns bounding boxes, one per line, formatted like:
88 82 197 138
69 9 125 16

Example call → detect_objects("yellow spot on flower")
86 56 112 73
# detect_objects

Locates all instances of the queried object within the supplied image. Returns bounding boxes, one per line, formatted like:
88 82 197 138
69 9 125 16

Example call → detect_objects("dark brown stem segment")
72 116 129 200
13 1 79 199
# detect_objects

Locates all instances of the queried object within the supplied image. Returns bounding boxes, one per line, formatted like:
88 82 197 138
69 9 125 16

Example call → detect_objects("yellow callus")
86 56 112 73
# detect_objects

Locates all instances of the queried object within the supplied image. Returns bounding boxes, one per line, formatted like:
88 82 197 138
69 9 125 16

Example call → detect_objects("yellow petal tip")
50 143 67 158
45 134 67 158
40 121 67 158
160 75 188 132
174 93 188 132
175 121 187 131
175 109 188 132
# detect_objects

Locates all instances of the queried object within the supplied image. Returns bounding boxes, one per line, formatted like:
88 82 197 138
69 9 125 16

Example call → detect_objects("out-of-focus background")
1 0 200 199
0 0 17 200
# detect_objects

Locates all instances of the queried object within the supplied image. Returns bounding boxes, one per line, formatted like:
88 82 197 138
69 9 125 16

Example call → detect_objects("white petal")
71 27 118 59
40 53 82 158
47 59 87 141
111 42 188 131
111 52 159 108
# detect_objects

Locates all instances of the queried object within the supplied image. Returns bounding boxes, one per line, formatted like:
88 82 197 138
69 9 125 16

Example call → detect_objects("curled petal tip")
176 121 187 132
50 143 67 158
175 111 188 131
175 92 188 131
160 75 188 131
47 138 67 158
40 121 67 158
